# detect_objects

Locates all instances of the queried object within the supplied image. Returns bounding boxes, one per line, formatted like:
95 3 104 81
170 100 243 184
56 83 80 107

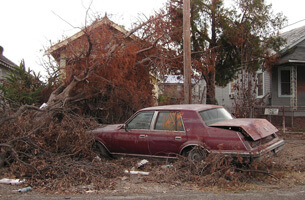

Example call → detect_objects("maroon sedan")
90 104 284 161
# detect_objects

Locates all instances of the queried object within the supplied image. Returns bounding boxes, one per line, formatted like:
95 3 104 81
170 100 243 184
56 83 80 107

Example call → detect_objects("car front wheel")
94 141 111 159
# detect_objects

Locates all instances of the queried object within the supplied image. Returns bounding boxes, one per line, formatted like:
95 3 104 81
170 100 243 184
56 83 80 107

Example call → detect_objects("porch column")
290 66 297 110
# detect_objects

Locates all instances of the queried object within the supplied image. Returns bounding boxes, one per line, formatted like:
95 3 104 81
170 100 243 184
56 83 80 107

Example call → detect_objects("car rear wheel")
187 146 208 162
94 142 111 159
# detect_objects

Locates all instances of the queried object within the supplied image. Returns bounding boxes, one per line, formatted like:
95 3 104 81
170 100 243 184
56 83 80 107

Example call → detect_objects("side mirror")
123 124 129 132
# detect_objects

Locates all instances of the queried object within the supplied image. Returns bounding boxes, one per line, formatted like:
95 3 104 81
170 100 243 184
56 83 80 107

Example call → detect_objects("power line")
282 19 305 29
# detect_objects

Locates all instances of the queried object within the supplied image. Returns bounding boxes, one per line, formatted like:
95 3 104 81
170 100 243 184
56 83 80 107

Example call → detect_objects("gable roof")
46 15 136 57
280 25 305 54
0 46 16 70
277 25 305 65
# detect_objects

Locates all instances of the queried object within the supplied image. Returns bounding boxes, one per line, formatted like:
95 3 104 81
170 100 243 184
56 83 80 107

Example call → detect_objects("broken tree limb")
136 34 164 55
0 142 41 175
0 105 42 126
235 168 278 180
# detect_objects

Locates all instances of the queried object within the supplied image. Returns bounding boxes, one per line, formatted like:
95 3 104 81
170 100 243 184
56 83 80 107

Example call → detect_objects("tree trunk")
206 0 217 105
206 71 216 104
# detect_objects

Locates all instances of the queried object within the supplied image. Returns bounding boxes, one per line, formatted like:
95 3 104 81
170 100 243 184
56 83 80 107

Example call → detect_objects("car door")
111 111 154 155
148 111 187 157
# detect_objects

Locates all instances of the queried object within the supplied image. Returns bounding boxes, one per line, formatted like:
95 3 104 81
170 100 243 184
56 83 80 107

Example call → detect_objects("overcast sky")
1 0 305 77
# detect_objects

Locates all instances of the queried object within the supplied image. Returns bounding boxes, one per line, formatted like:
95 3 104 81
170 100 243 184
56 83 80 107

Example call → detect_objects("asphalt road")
2 185 305 200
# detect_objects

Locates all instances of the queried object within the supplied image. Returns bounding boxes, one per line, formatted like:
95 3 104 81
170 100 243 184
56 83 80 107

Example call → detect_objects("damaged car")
90 104 284 161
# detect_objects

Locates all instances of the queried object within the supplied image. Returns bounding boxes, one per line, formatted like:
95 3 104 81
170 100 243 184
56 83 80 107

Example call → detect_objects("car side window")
127 111 154 130
154 111 184 131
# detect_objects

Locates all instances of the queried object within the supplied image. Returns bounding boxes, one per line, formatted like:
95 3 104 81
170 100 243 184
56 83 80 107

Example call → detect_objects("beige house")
0 46 16 78
47 16 136 78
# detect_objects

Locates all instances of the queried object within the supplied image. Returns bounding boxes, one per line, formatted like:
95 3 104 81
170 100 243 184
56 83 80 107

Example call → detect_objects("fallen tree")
0 9 183 190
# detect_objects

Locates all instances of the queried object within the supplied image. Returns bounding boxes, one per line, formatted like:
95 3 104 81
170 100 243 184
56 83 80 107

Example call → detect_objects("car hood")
210 118 278 141
91 124 123 133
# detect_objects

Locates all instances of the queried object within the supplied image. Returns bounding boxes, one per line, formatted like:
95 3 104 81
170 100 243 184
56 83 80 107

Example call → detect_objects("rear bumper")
212 139 285 159
251 139 285 158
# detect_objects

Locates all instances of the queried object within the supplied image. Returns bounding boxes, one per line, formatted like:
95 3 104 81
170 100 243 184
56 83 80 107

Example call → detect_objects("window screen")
281 69 291 95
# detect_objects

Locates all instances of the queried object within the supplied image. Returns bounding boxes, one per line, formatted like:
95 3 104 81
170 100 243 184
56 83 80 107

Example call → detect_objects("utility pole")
183 0 192 104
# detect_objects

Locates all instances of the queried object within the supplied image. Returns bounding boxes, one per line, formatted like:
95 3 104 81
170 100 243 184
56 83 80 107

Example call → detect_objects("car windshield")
199 108 233 126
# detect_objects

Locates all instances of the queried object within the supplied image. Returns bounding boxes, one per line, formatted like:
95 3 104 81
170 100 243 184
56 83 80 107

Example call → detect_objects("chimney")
0 46 3 55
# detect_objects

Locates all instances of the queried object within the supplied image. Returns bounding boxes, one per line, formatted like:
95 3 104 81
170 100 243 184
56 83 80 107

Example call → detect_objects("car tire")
187 146 208 162
94 142 111 159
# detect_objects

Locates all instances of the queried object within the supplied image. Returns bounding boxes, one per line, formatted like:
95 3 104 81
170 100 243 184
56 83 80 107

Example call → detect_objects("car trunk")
210 118 278 141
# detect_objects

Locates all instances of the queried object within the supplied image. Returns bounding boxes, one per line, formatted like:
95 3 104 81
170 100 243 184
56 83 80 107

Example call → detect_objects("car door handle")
175 136 182 141
139 135 147 138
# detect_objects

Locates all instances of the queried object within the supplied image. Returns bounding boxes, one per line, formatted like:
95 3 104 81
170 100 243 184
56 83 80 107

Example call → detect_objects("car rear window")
154 111 184 131
199 108 233 126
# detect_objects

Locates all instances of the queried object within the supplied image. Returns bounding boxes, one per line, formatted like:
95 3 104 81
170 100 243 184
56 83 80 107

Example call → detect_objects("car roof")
140 104 222 112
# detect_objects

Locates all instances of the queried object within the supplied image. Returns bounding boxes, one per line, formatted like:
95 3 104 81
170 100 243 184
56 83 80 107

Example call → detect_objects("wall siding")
264 71 271 101
215 70 271 112
215 84 234 112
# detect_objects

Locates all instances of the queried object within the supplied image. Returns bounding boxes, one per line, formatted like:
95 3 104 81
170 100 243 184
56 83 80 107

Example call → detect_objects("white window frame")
278 67 292 97
278 66 292 97
256 70 264 98
228 79 236 99
229 80 236 95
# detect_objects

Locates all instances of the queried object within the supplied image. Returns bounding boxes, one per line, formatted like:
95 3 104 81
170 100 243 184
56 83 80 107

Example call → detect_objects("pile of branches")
0 104 125 191
148 154 283 189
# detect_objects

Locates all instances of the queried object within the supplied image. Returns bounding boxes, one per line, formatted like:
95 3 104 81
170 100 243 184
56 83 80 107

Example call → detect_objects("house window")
257 72 264 98
278 67 291 97
177 84 182 92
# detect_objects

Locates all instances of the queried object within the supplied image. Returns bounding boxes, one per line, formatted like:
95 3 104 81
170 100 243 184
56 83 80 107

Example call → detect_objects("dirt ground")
0 130 305 200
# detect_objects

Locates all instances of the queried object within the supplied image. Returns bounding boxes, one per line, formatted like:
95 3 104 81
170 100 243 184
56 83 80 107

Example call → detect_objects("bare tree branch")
0 105 42 126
